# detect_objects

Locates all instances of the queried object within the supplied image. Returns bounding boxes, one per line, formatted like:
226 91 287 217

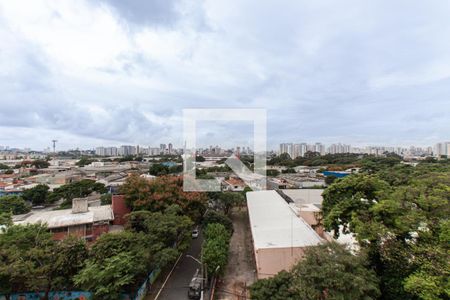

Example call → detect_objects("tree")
202 210 233 234
149 163 182 176
322 174 390 236
0 224 88 298
48 179 107 207
0 195 31 214
126 206 193 254
51 236 89 290
267 169 280 177
250 271 296 300
322 162 450 299
324 175 337 185
196 155 206 162
121 175 207 222
21 184 50 206
100 193 112 205
290 243 380 300
74 252 146 300
212 192 245 215
75 156 95 167
202 223 231 276
250 243 380 300
31 159 50 169
0 212 12 228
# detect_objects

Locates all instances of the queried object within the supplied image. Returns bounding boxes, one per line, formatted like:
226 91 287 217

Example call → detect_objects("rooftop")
280 189 324 205
246 190 323 249
13 205 114 228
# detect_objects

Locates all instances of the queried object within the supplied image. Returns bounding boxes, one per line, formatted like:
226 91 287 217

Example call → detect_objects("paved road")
153 231 205 300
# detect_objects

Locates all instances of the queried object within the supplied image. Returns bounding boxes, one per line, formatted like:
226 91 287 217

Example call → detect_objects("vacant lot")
215 207 256 300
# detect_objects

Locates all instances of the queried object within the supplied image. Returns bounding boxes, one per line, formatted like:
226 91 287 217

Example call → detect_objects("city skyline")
0 140 446 154
1 1 450 149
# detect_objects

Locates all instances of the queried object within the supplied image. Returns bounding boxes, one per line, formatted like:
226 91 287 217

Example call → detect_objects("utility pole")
52 140 58 154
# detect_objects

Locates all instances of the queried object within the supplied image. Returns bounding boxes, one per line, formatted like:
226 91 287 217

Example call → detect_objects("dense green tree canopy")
322 161 450 299
202 223 231 276
0 195 31 214
202 210 233 234
48 179 107 207
0 224 88 299
149 163 182 176
21 184 50 206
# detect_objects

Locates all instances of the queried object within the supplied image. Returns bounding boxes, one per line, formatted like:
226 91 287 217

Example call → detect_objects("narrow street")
215 208 256 300
146 231 206 300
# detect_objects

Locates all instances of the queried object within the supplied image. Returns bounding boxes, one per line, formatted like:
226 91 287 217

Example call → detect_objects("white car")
192 229 199 238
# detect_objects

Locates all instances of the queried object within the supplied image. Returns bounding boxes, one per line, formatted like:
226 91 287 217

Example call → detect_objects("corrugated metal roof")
13 205 114 228
246 190 323 249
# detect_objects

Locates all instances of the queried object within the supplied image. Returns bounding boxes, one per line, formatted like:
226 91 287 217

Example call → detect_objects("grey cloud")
2 1 450 149
100 0 180 27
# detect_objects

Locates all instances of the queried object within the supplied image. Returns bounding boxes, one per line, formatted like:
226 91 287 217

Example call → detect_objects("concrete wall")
255 246 306 279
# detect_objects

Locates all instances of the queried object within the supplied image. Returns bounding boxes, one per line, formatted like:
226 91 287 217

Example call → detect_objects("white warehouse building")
246 190 323 279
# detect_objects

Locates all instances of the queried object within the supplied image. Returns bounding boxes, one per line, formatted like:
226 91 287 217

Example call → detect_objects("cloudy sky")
1 0 450 150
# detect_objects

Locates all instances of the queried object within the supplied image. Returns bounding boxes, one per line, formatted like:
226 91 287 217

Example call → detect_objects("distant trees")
266 169 280 177
49 179 107 208
21 184 50 206
268 152 350 167
75 156 96 167
250 243 380 300
0 195 30 214
281 168 296 174
149 163 182 176
31 159 50 169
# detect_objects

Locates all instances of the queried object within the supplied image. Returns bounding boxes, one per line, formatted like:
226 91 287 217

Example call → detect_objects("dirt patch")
215 207 256 300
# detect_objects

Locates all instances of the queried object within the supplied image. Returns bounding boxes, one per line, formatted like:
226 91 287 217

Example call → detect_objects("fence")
0 269 161 300
0 291 92 300
131 268 161 300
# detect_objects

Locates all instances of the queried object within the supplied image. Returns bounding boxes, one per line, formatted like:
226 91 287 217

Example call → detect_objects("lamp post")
186 255 207 289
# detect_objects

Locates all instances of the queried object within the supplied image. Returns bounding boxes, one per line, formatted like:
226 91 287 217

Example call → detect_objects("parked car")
192 229 199 238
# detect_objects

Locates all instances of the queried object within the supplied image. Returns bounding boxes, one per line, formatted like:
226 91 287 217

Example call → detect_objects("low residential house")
222 177 246 192
13 198 114 241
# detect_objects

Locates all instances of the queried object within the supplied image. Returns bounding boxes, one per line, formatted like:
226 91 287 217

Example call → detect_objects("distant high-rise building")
434 142 450 157
119 145 136 156
96 147 105 156
168 143 173 154
279 143 293 158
